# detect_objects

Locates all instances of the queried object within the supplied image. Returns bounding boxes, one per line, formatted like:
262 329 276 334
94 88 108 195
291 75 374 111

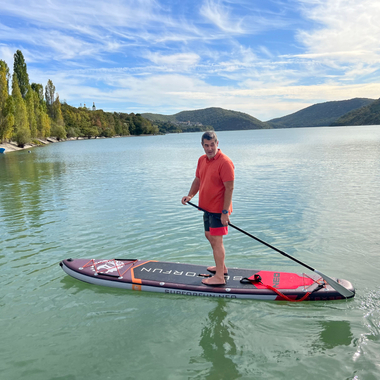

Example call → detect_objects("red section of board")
249 271 316 289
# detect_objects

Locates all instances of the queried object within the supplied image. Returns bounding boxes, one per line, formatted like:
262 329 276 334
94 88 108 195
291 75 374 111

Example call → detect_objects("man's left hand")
221 213 229 226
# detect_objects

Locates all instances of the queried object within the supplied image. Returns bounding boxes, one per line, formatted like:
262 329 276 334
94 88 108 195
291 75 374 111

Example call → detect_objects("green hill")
140 113 177 123
142 107 270 131
267 98 374 128
331 98 380 126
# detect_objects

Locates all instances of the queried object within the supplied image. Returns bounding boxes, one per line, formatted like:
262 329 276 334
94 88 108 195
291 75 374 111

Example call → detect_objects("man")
181 131 234 286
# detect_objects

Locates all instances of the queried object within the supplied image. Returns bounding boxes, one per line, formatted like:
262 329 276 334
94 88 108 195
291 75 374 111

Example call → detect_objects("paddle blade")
314 270 354 298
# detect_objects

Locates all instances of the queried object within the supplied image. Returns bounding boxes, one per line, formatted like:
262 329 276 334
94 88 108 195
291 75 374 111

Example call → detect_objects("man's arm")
181 177 200 205
221 180 234 225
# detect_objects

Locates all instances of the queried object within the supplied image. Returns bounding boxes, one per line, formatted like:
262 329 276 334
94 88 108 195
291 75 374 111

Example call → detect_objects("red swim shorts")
203 212 228 236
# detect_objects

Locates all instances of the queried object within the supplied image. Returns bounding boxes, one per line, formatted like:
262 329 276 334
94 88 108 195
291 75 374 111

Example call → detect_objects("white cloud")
144 52 201 70
200 0 246 34
30 60 380 121
0 0 160 28
297 0 380 64
2 0 380 120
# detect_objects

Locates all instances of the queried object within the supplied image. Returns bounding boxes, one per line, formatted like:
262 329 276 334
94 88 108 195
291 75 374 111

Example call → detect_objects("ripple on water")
1 129 380 380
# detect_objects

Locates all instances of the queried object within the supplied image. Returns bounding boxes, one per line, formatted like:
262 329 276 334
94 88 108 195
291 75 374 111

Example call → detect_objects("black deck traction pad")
132 261 259 289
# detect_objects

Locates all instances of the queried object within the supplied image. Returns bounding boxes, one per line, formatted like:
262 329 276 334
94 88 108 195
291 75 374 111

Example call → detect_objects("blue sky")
1 0 380 120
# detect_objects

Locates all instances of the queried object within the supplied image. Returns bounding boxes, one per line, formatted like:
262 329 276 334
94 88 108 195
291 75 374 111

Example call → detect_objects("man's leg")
203 232 226 285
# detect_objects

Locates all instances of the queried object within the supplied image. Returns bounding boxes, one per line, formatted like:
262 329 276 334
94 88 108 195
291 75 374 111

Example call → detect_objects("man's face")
202 138 219 159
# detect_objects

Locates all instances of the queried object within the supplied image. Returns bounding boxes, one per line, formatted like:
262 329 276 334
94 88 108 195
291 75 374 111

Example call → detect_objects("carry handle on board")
185 201 354 298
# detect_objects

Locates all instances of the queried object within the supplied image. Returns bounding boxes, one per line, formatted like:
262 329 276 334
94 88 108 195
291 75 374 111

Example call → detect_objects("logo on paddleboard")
273 273 280 288
91 260 125 273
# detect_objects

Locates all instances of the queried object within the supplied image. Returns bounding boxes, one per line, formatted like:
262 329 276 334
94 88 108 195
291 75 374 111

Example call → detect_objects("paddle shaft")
187 201 314 271
228 222 315 272
186 201 354 298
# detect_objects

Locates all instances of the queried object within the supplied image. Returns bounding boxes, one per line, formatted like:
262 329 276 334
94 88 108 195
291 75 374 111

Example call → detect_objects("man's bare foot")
202 276 226 286
207 266 228 275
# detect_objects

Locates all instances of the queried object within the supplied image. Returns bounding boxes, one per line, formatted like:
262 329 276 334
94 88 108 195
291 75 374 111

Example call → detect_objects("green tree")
38 109 51 138
0 64 15 142
132 114 157 135
50 94 66 140
13 50 30 98
1 97 15 141
30 87 50 138
45 79 55 118
12 72 30 147
113 113 123 135
0 60 10 93
25 85 37 138
52 94 64 124
61 103 79 137
31 83 44 104
0 63 9 130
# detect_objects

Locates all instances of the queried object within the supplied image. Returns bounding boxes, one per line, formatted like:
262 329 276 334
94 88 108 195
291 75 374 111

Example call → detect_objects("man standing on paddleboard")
181 131 235 286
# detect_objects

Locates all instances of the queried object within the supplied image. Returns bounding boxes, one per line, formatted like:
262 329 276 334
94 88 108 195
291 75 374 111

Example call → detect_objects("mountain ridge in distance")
142 98 377 131
266 98 375 128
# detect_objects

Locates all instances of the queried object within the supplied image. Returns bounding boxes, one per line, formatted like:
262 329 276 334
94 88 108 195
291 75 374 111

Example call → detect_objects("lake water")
1 127 379 379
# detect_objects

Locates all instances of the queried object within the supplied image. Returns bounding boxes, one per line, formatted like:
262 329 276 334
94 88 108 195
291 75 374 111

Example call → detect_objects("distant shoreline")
0 137 82 154
0 134 158 154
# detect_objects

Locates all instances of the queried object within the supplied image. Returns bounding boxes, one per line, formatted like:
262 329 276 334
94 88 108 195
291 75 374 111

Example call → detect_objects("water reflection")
0 150 66 228
191 300 240 380
312 320 353 351
1 128 380 380
319 320 353 349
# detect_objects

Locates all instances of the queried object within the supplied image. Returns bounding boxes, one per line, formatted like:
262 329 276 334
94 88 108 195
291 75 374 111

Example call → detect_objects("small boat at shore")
0 148 5 154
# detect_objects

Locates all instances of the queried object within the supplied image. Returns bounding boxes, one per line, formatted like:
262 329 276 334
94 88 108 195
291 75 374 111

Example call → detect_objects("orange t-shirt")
195 149 235 213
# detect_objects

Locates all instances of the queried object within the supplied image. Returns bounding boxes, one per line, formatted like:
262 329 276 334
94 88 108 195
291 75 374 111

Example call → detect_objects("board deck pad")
132 261 257 287
60 258 355 301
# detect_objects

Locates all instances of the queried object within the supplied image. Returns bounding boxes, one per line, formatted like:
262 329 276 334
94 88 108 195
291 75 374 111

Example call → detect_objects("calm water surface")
1 127 379 379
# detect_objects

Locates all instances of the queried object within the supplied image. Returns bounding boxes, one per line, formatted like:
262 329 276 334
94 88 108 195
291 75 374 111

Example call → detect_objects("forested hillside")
143 107 270 131
0 50 161 147
61 104 159 138
267 98 374 128
331 98 380 126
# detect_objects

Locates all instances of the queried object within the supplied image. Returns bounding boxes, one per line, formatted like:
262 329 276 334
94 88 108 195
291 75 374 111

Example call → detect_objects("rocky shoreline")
0 134 160 154
0 136 110 154
0 137 71 153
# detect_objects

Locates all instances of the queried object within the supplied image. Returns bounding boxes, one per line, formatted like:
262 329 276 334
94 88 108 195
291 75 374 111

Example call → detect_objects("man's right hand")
181 196 192 205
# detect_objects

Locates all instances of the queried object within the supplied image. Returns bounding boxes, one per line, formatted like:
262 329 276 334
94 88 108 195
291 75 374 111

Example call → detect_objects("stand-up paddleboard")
60 258 355 301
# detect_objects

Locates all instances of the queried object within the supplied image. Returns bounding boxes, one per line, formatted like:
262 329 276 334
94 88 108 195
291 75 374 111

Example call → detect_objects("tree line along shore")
4 50 377 155
0 50 210 153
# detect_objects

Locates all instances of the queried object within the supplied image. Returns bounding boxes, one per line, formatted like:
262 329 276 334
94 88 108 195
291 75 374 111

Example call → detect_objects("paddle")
186 201 354 298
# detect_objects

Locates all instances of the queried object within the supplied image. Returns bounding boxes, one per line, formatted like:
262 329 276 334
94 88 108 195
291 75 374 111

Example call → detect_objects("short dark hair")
201 131 218 144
